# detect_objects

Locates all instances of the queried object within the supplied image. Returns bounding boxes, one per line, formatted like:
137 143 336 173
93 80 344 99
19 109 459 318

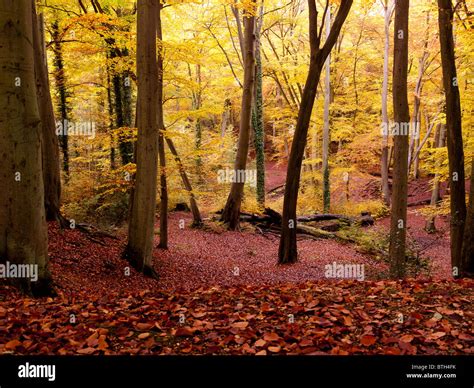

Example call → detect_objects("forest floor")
0 166 472 355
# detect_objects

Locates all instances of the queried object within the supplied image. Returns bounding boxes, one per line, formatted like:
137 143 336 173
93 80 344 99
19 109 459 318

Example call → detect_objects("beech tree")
437 0 467 278
278 0 353 264
388 0 410 278
125 0 159 277
0 0 51 295
32 5 62 223
221 0 257 230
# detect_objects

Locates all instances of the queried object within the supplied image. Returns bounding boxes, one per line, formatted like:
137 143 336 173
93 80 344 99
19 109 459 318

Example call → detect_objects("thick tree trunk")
381 0 394 206
278 0 353 264
0 0 51 295
461 157 474 275
32 9 62 222
438 0 466 277
125 0 159 276
221 2 257 230
388 0 410 278
156 3 168 249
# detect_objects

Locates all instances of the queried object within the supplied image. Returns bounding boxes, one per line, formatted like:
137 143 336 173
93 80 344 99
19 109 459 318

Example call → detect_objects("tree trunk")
32 9 62 222
125 0 159 276
278 0 353 264
322 8 331 213
425 123 445 232
221 2 257 230
438 0 466 277
461 157 474 275
156 3 168 249
252 4 266 209
388 0 410 278
51 20 70 176
0 0 51 295
381 0 394 206
165 137 202 226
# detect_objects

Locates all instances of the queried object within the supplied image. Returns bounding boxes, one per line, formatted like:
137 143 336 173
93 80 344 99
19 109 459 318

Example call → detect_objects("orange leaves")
360 335 377 347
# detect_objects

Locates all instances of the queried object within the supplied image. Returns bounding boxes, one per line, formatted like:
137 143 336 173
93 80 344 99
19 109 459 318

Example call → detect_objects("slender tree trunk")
252 4 266 208
278 0 353 264
438 0 466 277
32 9 62 222
381 0 394 206
106 53 116 169
221 2 257 230
51 20 70 176
165 138 202 226
0 0 51 295
156 3 168 249
322 8 331 213
125 0 159 277
425 123 445 232
388 0 410 278
221 98 232 137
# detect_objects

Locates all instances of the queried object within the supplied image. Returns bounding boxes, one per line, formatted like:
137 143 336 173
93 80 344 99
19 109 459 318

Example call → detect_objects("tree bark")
156 2 168 249
461 157 474 275
0 0 51 295
278 0 353 264
32 9 62 222
221 1 257 230
51 20 70 176
165 137 202 226
252 3 266 208
381 0 394 206
388 0 410 278
322 7 331 213
125 0 159 276
438 0 466 277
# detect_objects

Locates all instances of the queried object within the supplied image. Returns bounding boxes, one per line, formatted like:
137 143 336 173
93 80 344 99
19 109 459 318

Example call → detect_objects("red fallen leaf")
231 321 249 329
381 337 399 344
458 333 473 341
175 327 194 337
256 350 267 356
254 339 266 347
86 332 98 347
242 343 256 354
76 347 96 354
360 335 376 347
299 338 314 347
191 311 206 318
263 332 280 342
5 339 21 350
427 332 446 340
343 316 353 326
180 346 192 353
385 346 402 355
268 345 281 353
138 332 150 340
136 322 154 331
97 335 108 350
400 334 414 343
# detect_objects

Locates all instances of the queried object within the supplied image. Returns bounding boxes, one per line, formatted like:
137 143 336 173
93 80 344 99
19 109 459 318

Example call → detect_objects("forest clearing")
0 0 473 383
